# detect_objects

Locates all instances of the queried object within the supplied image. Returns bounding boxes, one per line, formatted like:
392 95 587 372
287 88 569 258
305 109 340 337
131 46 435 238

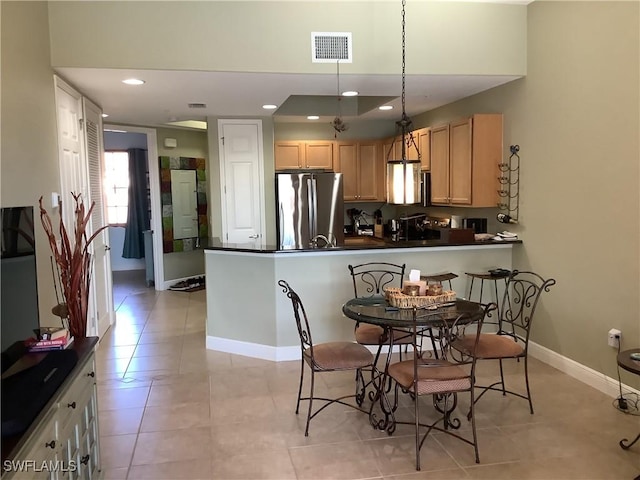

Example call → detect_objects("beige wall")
155 126 208 159
48 1 526 76
413 1 640 384
1 1 60 326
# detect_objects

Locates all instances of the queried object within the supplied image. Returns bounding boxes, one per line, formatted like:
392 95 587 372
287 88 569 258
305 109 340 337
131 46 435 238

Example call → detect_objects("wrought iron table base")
619 432 640 450
616 348 640 460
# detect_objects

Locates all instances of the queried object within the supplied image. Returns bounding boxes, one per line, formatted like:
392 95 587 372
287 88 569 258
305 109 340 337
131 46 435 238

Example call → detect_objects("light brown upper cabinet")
274 141 334 170
382 134 420 162
430 124 450 204
415 127 431 171
430 114 503 207
335 141 385 202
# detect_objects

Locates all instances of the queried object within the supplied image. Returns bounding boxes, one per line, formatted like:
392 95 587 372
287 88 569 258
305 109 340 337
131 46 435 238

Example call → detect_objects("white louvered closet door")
83 97 114 338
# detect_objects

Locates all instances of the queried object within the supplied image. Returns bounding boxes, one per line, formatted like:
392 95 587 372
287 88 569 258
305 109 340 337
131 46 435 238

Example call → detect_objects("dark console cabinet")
1 338 101 480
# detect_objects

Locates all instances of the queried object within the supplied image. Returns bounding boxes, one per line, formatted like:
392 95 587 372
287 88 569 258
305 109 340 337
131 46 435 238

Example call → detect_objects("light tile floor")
97 271 640 479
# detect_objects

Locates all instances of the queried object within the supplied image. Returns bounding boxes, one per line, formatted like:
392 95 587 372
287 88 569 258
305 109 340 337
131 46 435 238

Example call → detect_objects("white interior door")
218 120 265 243
170 170 198 239
83 98 114 338
55 76 115 338
55 77 87 224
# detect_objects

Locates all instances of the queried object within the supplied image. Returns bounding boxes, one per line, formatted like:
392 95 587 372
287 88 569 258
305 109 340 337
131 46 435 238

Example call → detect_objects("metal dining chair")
278 280 375 436
348 262 413 365
387 302 497 470
451 270 556 416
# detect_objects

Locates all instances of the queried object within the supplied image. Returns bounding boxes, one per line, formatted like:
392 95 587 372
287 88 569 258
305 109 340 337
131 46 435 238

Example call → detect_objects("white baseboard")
528 341 639 399
206 335 638 400
206 336 299 362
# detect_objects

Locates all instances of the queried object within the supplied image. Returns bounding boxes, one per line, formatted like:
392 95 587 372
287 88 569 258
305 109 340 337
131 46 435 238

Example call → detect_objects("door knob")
105 246 111 251
248 234 259 239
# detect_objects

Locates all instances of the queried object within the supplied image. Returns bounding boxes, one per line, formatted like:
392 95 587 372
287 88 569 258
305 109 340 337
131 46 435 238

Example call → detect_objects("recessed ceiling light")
262 104 278 110
122 78 145 85
379 105 393 111
342 91 358 97
307 115 320 120
101 113 109 118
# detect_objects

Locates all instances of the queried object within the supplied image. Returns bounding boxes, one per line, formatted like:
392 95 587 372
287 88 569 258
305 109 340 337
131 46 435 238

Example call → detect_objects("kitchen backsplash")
344 202 502 234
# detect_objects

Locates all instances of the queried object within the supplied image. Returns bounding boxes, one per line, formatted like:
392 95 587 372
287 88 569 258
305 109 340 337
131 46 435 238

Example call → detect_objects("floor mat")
169 276 205 292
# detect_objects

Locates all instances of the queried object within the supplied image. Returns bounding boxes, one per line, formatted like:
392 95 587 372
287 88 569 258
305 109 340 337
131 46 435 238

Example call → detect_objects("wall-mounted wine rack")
497 145 520 223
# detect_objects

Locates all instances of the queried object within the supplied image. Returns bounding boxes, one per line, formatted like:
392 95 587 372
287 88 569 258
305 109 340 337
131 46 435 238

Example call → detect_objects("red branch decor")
39 193 106 338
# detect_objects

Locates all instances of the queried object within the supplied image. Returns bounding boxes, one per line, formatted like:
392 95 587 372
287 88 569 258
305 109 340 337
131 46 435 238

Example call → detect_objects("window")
104 151 129 225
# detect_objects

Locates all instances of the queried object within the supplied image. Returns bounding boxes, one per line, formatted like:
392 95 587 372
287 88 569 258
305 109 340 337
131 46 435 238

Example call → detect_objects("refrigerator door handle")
307 177 317 239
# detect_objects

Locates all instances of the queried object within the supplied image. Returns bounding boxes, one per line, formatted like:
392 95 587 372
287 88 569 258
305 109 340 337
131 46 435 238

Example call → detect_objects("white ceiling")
55 67 521 129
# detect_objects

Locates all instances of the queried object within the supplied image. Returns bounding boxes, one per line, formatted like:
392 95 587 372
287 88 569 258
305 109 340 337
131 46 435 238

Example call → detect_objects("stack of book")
25 327 74 352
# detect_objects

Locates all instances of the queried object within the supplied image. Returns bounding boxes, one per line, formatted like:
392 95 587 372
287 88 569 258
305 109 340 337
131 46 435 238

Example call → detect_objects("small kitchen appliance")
463 218 488 234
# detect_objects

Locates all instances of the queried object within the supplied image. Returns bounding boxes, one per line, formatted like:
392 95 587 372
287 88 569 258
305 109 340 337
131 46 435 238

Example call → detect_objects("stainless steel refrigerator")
276 172 344 249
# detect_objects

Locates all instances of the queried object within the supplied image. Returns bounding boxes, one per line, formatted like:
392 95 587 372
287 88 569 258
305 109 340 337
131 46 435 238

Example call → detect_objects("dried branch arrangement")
39 193 106 338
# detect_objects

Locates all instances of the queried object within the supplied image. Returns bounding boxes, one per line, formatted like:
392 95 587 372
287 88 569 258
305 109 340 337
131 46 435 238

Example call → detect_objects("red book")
25 333 69 348
26 335 74 352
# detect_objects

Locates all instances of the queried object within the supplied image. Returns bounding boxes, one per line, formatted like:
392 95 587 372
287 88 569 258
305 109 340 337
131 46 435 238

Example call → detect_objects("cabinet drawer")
57 359 96 432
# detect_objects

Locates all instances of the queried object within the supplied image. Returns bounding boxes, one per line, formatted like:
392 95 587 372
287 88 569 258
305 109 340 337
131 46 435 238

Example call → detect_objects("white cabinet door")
218 120 265 244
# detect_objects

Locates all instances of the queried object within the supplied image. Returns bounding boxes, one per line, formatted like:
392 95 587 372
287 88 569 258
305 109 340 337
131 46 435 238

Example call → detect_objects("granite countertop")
204 236 522 254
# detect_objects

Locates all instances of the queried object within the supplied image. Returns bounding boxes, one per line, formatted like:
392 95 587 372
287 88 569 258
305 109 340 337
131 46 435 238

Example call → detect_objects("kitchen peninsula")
204 237 520 361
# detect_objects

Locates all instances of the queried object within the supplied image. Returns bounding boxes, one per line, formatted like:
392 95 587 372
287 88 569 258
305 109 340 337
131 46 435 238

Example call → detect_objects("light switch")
51 192 60 208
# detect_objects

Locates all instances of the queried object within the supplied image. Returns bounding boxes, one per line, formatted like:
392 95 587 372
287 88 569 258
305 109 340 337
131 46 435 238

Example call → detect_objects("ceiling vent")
311 32 352 63
188 103 207 109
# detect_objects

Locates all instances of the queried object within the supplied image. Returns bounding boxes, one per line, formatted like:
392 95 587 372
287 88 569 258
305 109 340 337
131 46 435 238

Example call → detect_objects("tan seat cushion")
388 359 471 395
453 333 524 359
304 342 373 370
355 324 413 345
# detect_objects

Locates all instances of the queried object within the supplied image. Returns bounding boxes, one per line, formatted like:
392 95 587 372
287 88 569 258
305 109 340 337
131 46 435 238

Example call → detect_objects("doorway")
103 124 163 301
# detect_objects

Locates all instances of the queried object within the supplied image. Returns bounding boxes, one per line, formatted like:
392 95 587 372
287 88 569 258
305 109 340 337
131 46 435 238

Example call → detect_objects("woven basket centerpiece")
384 287 456 309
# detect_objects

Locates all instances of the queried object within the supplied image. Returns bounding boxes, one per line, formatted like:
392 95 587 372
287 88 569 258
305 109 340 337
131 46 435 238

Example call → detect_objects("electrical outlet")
608 328 621 348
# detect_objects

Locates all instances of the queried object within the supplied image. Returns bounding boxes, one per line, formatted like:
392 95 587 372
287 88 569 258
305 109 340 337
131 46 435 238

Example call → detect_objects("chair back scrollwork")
279 280 314 358
499 270 556 347
348 262 406 298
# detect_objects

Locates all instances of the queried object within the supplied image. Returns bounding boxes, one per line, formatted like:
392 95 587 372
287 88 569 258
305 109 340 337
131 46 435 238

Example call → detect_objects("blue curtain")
122 148 150 258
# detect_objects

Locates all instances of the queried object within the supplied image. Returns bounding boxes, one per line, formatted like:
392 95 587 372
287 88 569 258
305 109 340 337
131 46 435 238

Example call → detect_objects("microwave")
421 172 431 207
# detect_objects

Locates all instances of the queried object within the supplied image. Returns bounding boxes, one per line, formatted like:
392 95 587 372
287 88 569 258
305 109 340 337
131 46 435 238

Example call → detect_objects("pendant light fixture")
331 60 349 138
386 0 421 205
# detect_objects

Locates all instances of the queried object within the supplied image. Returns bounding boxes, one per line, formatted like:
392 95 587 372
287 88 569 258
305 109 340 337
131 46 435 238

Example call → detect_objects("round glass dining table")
342 295 485 329
342 295 486 433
